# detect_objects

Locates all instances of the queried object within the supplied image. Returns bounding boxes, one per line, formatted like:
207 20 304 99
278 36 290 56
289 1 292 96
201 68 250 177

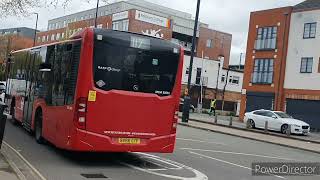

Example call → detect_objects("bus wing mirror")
39 63 52 72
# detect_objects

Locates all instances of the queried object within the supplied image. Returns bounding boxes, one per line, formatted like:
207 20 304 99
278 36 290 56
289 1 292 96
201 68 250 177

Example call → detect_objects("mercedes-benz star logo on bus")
133 85 139 91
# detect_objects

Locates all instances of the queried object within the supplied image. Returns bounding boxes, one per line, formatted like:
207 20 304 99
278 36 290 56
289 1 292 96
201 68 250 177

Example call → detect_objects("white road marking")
3 141 47 180
176 138 227 145
189 151 286 179
181 148 296 161
121 152 208 180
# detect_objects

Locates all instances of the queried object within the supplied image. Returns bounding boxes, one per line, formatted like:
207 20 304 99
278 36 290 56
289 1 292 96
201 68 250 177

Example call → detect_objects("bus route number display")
130 36 150 50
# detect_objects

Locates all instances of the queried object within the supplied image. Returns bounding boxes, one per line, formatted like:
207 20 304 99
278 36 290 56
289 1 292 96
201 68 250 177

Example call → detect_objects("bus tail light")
172 106 179 134
75 97 87 130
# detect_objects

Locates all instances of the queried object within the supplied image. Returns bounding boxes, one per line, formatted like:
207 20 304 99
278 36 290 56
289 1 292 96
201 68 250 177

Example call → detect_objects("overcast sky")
0 0 304 64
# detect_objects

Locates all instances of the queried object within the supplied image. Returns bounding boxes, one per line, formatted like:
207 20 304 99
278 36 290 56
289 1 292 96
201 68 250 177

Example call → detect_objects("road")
3 120 320 180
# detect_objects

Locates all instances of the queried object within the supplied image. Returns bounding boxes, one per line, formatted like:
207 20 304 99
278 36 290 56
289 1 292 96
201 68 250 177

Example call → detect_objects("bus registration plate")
118 138 141 144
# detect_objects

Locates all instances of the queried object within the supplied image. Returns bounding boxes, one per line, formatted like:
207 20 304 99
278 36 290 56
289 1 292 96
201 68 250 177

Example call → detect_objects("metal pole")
94 0 100 28
221 68 230 113
239 53 243 70
182 0 201 123
215 60 221 99
33 13 39 47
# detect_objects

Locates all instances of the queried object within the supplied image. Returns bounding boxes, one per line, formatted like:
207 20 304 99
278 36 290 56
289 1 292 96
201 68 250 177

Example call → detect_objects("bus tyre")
35 111 45 144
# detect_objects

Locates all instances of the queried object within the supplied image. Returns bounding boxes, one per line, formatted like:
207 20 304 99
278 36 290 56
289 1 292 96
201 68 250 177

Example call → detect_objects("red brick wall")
239 7 292 120
196 27 232 68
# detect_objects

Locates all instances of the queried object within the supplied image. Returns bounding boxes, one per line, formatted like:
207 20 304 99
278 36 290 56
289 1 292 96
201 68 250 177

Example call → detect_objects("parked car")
179 98 195 113
244 110 310 135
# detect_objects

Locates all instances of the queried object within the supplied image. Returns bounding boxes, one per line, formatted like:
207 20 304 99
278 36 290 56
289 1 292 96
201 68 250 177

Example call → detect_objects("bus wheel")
35 110 45 144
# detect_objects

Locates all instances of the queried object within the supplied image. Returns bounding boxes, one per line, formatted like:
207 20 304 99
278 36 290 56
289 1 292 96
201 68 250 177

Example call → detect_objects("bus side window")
44 45 55 105
52 44 64 106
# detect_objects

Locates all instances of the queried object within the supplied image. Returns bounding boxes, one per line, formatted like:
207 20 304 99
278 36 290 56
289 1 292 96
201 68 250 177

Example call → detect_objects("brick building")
240 0 320 130
0 28 36 80
36 0 232 68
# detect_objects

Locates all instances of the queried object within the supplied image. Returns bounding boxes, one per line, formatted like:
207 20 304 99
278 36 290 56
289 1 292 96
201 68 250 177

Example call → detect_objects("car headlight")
292 124 301 127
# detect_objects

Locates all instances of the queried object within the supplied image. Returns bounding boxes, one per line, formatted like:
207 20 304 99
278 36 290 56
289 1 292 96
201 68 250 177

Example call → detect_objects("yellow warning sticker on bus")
88 90 97 102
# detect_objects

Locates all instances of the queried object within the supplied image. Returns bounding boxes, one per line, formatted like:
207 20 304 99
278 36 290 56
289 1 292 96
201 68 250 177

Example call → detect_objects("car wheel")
248 119 255 129
281 124 289 134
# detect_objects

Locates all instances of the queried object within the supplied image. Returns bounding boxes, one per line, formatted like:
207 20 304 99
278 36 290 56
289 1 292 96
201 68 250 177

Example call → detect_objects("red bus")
6 28 184 153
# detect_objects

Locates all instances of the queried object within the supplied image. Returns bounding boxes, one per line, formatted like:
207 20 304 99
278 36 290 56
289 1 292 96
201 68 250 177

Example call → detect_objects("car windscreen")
93 31 180 96
274 112 291 118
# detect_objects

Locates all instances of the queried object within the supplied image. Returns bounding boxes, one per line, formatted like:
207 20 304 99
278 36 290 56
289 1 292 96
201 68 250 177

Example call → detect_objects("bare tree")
0 0 110 17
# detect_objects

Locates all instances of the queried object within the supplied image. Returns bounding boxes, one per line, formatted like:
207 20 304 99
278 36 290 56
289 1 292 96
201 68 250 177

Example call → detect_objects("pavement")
0 151 20 180
3 116 320 180
181 112 320 143
179 113 320 154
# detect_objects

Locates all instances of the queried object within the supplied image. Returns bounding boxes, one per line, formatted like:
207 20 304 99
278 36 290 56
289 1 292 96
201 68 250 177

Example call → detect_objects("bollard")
229 116 233 126
214 115 218 124
264 121 269 133
0 103 8 149
286 124 291 136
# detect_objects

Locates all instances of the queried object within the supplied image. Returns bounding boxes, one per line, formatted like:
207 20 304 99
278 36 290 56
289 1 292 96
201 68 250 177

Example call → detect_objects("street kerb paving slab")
0 151 20 180
179 120 320 154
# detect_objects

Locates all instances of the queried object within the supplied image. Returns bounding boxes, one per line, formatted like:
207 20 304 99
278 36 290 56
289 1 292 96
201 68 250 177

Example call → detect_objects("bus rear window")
93 34 180 96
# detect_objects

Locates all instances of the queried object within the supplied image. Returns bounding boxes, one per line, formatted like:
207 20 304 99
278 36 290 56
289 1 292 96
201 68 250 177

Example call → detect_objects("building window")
221 74 226 82
51 34 55 41
255 27 277 50
61 33 65 39
112 20 129 31
112 21 119 30
230 76 240 85
97 24 103 29
252 59 274 84
206 39 213 48
122 20 129 31
56 33 61 40
304 23 316 39
42 36 46 42
300 57 313 73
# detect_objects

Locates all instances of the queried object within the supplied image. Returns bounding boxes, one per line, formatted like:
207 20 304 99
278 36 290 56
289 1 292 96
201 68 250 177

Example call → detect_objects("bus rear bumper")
71 129 176 153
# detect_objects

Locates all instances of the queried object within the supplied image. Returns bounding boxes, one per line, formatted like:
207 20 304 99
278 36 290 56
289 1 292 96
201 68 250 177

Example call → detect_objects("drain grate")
81 173 108 179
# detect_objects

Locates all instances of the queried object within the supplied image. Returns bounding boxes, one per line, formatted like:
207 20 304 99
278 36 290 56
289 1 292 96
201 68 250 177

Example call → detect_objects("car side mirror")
39 63 51 72
272 115 277 119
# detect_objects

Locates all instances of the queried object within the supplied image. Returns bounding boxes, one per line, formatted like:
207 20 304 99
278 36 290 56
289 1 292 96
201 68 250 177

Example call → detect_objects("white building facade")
182 56 243 115
283 1 320 130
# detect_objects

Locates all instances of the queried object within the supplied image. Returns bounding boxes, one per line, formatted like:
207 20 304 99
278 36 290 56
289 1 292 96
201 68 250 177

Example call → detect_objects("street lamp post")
239 53 243 70
33 13 39 47
94 0 100 28
182 0 201 123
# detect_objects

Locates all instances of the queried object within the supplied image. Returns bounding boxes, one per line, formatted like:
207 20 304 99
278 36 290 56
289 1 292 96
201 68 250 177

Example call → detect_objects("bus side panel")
14 96 24 123
50 105 75 149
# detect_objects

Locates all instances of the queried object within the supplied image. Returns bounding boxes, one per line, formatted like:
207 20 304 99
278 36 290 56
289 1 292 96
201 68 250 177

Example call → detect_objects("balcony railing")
255 38 276 50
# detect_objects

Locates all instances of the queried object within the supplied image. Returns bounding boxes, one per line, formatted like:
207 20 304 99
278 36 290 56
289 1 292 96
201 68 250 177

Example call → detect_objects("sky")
0 0 304 65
